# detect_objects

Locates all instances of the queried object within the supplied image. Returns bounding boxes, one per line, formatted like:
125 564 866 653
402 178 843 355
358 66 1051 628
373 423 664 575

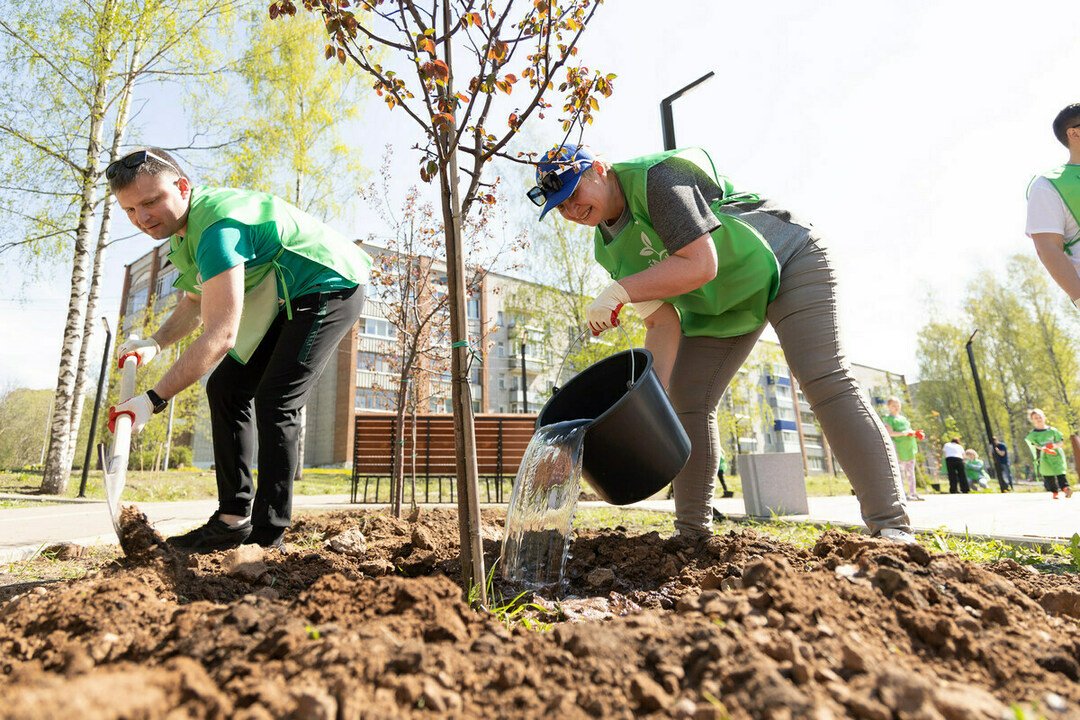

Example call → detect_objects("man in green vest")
528 143 914 543
108 148 371 551
1028 103 1080 303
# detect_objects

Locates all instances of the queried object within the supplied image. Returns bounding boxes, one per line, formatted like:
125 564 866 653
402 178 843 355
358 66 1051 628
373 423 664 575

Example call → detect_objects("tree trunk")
66 41 140 471
392 374 409 517
40 31 112 494
440 0 486 605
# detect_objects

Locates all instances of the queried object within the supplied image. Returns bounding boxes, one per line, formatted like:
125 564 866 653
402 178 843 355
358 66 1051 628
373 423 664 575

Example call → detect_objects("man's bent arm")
644 303 681 389
151 292 203 349
1032 233 1080 301
153 266 244 399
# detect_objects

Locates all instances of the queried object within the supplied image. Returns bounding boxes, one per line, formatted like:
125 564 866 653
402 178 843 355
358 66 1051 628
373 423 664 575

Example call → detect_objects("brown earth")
1 507 1079 719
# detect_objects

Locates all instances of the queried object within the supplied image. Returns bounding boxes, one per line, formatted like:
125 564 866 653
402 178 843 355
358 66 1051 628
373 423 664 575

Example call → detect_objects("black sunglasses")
526 170 565 207
105 150 179 181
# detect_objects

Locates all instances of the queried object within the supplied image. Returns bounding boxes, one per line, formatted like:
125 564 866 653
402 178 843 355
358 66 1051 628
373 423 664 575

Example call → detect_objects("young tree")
361 147 521 517
274 0 613 600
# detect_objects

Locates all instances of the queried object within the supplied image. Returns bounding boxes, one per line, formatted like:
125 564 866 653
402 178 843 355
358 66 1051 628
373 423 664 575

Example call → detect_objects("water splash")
500 419 590 590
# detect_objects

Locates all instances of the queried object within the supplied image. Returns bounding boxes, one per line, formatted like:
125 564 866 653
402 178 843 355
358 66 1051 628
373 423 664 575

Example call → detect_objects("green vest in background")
1031 165 1080 254
167 186 372 363
594 148 780 339
882 413 917 462
1025 426 1067 477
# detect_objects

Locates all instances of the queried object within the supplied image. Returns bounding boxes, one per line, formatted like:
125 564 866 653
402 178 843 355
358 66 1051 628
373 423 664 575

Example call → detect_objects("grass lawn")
2 468 1047 506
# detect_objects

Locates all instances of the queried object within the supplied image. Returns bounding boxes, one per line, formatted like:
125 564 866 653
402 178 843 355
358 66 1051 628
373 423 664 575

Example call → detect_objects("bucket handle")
551 324 636 395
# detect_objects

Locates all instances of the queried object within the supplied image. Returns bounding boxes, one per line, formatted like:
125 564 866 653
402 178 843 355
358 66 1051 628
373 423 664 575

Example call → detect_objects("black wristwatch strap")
146 389 168 414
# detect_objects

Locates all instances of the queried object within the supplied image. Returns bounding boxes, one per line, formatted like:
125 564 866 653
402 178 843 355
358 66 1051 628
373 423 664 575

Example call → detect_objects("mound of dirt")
1 509 1078 719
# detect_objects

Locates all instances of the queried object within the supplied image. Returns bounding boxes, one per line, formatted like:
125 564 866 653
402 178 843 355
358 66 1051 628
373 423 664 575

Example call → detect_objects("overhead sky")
4 0 1080 389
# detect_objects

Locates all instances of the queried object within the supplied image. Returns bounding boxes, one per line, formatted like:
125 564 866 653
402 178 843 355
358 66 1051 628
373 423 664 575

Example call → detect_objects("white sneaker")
879 528 919 545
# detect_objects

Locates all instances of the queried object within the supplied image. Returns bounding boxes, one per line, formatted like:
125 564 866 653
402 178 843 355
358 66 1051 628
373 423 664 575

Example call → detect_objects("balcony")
507 354 548 373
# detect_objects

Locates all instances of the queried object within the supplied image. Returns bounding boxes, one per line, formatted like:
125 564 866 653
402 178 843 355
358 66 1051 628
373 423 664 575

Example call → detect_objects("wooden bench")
351 413 538 504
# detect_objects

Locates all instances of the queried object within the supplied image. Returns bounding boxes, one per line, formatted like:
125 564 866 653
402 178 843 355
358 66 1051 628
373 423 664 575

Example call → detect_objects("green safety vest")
167 186 372 363
1025 426 1067 476
882 413 918 462
1030 165 1080 255
594 148 780 338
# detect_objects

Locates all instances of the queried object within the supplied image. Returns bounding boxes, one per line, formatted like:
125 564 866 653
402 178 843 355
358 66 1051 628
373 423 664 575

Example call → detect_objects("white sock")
219 514 250 528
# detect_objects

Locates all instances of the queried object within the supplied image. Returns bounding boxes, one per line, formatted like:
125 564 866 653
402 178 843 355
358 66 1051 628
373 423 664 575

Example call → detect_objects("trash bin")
739 452 808 518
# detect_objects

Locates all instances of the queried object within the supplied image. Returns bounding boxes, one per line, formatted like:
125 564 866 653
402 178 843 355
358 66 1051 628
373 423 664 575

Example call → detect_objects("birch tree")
0 0 240 494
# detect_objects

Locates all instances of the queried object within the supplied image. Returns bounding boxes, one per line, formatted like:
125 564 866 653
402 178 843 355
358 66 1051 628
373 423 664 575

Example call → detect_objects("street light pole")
965 329 997 472
520 339 528 413
79 318 112 498
660 71 715 150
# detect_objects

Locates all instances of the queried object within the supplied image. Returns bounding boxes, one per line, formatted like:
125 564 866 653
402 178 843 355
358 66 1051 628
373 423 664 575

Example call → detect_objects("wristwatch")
146 388 169 414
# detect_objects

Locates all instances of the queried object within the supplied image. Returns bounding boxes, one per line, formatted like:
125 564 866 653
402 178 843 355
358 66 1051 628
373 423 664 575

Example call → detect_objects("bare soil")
2 507 1079 719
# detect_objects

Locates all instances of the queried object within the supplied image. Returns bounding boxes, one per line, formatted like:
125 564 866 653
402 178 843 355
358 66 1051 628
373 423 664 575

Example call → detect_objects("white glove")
631 299 664 319
109 392 154 434
118 336 160 367
586 281 631 336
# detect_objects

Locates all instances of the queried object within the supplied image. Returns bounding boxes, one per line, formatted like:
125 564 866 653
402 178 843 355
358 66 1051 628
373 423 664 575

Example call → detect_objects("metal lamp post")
660 71 715 150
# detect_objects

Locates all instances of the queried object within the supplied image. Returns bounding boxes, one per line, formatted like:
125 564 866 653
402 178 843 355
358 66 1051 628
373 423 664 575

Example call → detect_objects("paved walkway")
2 491 1077 564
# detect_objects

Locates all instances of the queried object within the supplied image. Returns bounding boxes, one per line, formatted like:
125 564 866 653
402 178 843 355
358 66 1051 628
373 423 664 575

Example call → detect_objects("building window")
467 297 480 320
355 388 394 411
155 267 179 301
362 317 395 338
127 285 149 315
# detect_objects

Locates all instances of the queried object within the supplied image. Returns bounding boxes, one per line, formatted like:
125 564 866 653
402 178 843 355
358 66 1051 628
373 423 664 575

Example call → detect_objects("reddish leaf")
268 3 279 20
419 37 435 55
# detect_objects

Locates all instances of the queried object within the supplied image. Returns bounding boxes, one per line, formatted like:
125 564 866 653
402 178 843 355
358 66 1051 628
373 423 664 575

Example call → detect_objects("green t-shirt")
882 413 917 461
195 218 356 299
1025 426 1066 477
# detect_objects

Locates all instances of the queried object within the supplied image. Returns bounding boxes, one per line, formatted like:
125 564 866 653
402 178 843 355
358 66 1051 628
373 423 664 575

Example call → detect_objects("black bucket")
536 348 690 505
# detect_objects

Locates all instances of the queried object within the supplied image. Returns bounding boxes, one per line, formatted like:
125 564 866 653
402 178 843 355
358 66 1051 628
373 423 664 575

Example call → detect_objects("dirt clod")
116 505 167 561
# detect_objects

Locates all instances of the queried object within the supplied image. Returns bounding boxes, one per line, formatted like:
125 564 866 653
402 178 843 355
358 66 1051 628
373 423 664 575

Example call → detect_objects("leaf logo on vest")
638 232 668 267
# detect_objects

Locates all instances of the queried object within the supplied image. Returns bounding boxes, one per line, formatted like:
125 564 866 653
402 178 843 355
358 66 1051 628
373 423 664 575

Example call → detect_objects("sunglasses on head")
105 150 179 181
526 169 565 207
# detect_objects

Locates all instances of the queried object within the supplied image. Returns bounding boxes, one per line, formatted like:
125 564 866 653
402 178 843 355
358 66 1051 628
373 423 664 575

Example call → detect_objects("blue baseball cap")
528 144 595 220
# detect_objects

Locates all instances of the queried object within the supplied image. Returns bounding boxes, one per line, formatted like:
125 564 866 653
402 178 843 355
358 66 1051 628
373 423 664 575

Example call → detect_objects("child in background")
882 397 925 500
1025 408 1074 499
963 449 990 491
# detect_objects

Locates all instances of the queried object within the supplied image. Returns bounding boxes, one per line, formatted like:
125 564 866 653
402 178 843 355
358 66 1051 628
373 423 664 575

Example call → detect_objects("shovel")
98 348 139 538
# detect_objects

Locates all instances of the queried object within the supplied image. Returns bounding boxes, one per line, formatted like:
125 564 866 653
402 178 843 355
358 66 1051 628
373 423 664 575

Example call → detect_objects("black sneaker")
167 514 251 552
243 526 285 549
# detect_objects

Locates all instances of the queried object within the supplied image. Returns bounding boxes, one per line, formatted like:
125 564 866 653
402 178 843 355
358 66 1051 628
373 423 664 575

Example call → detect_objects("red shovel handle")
118 351 141 369
108 406 135 434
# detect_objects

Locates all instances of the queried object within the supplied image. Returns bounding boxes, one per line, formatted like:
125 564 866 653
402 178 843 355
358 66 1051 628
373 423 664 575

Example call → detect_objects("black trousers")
206 285 365 529
945 456 969 494
1041 474 1070 492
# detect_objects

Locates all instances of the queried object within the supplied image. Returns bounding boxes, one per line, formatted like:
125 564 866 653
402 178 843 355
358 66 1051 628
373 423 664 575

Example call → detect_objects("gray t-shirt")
598 157 813 268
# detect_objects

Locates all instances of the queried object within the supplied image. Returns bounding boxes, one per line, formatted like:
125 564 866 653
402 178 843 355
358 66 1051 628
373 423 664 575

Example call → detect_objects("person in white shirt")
1027 103 1080 303
941 438 969 494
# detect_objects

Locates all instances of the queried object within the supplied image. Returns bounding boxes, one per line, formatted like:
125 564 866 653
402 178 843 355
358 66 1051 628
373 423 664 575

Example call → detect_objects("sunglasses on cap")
105 149 180 181
526 170 565 207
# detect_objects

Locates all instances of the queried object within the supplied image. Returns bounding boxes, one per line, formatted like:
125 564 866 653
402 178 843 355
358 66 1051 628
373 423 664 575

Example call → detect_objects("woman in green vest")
108 147 371 551
528 143 913 542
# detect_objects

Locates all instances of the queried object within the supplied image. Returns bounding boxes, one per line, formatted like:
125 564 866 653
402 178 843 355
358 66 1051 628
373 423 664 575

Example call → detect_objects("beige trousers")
666 237 911 537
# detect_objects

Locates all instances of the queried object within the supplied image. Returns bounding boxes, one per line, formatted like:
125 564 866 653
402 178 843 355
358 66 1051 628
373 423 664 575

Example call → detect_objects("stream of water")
499 419 591 590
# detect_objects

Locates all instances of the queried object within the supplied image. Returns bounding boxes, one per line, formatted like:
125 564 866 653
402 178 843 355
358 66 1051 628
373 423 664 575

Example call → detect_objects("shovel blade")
99 442 125 537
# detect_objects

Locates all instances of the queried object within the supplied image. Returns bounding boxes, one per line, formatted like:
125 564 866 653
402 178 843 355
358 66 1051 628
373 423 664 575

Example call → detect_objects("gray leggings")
666 237 911 536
